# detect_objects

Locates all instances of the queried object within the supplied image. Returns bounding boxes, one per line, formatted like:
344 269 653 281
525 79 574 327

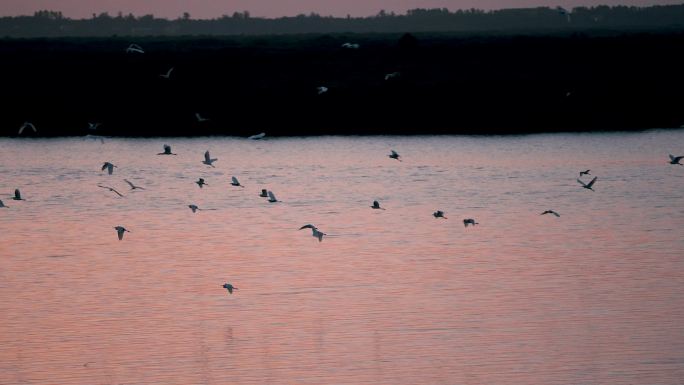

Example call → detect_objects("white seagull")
248 132 266 140
463 218 479 227
157 144 176 155
299 224 326 242
114 226 130 240
231 176 244 188
267 190 279 203
126 44 144 54
160 67 174 79
371 200 385 210
202 150 217 167
196 113 210 122
541 210 560 217
222 283 238 294
669 154 684 165
98 184 124 197
577 176 597 191
317 86 328 95
12 189 23 200
0 199 7 208
124 179 145 190
433 210 447 219
18 122 37 135
101 162 116 175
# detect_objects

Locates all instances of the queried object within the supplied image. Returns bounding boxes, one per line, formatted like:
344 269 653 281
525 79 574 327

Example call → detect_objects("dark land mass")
1 30 684 137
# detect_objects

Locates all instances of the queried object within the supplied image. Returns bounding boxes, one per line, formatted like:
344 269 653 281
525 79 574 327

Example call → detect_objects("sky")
1 0 681 19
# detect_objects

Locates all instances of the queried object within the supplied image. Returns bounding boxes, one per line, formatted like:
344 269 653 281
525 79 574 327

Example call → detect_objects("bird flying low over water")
123 179 145 190
259 189 268 197
541 210 560 217
0 199 8 208
299 224 326 242
18 122 37 135
102 162 116 175
579 170 591 177
267 191 279 203
463 218 479 227
231 176 244 188
433 210 447 219
196 178 208 188
669 154 684 165
371 200 385 210
98 184 124 197
160 67 174 79
222 283 238 294
577 176 597 191
248 132 266 140
195 113 210 122
12 189 23 201
202 151 217 167
126 44 144 54
388 150 401 161
114 226 130 240
158 144 176 155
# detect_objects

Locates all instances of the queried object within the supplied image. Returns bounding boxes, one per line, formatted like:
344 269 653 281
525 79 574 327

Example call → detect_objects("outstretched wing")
204 151 211 162
14 189 21 200
232 176 239 185
124 179 134 188
585 176 597 188
576 178 587 187
268 190 277 201
299 224 316 230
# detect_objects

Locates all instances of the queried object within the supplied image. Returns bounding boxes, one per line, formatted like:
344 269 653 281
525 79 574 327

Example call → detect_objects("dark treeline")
3 4 684 37
1 31 684 137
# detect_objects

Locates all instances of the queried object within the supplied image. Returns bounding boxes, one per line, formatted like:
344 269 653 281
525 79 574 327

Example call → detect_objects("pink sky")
1 0 681 19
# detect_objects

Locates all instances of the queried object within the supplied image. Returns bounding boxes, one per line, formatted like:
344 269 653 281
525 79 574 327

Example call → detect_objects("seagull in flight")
259 189 268 197
541 210 560 217
202 151 217 167
433 210 447 219
123 179 145 190
317 86 328 95
18 122 37 135
577 176 597 191
196 178 208 188
388 150 401 161
384 72 400 81
669 154 684 165
157 144 176 155
371 200 385 210
222 283 238 294
160 67 174 79
463 218 479 227
248 132 266 140
267 191 279 203
188 204 216 213
98 184 124 197
101 162 116 175
0 199 8 208
195 113 210 122
114 226 130 240
87 122 101 130
579 170 591 177
299 224 326 242
126 44 144 54
231 176 245 188
12 189 23 201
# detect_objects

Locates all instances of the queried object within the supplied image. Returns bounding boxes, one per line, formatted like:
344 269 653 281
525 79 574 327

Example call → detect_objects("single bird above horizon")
202 150 217 167
577 176 598 191
579 169 591 177
123 179 145 190
18 122 37 135
97 184 124 197
114 226 130 240
669 154 684 165
388 150 401 161
126 43 144 54
222 283 238 294
433 210 447 219
248 132 266 140
196 113 210 122
299 224 326 242
160 67 174 79
12 189 23 201
371 200 385 210
157 144 176 155
463 218 479 227
196 178 208 188
541 210 560 217
231 176 244 188
101 162 116 175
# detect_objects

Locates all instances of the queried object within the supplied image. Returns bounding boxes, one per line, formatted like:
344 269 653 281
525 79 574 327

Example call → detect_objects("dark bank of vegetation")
3 5 684 37
1 30 684 137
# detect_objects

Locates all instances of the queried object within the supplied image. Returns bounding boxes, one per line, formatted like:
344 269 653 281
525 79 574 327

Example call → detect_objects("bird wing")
164 144 171 152
670 154 676 162
204 151 211 162
102 163 108 171
232 176 239 184
576 178 587 187
553 211 560 217
675 156 684 163
124 179 134 188
299 224 315 230
268 191 277 201
586 176 597 188
117 230 124 240
14 189 21 199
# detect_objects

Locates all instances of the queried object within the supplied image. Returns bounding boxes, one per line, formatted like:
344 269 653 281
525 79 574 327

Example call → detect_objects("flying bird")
0 199 7 208
157 144 176 155
433 210 447 219
98 184 124 197
160 67 174 79
299 224 326 242
202 150 217 167
126 44 144 54
87 122 101 130
259 189 268 197
222 283 238 294
231 176 244 188
579 170 591 177
101 162 116 175
123 179 145 190
196 178 208 188
384 72 401 81
577 176 597 191
267 190 278 203
341 42 360 49
18 122 37 135
248 132 266 140
195 113 210 122
188 204 201 213
114 226 130 240
541 210 560 217
669 154 684 165
463 218 479 227
317 86 328 95
388 150 401 161
371 200 385 210
12 189 23 201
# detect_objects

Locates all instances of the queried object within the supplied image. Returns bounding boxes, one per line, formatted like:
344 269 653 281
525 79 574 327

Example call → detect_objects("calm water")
1 131 684 385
